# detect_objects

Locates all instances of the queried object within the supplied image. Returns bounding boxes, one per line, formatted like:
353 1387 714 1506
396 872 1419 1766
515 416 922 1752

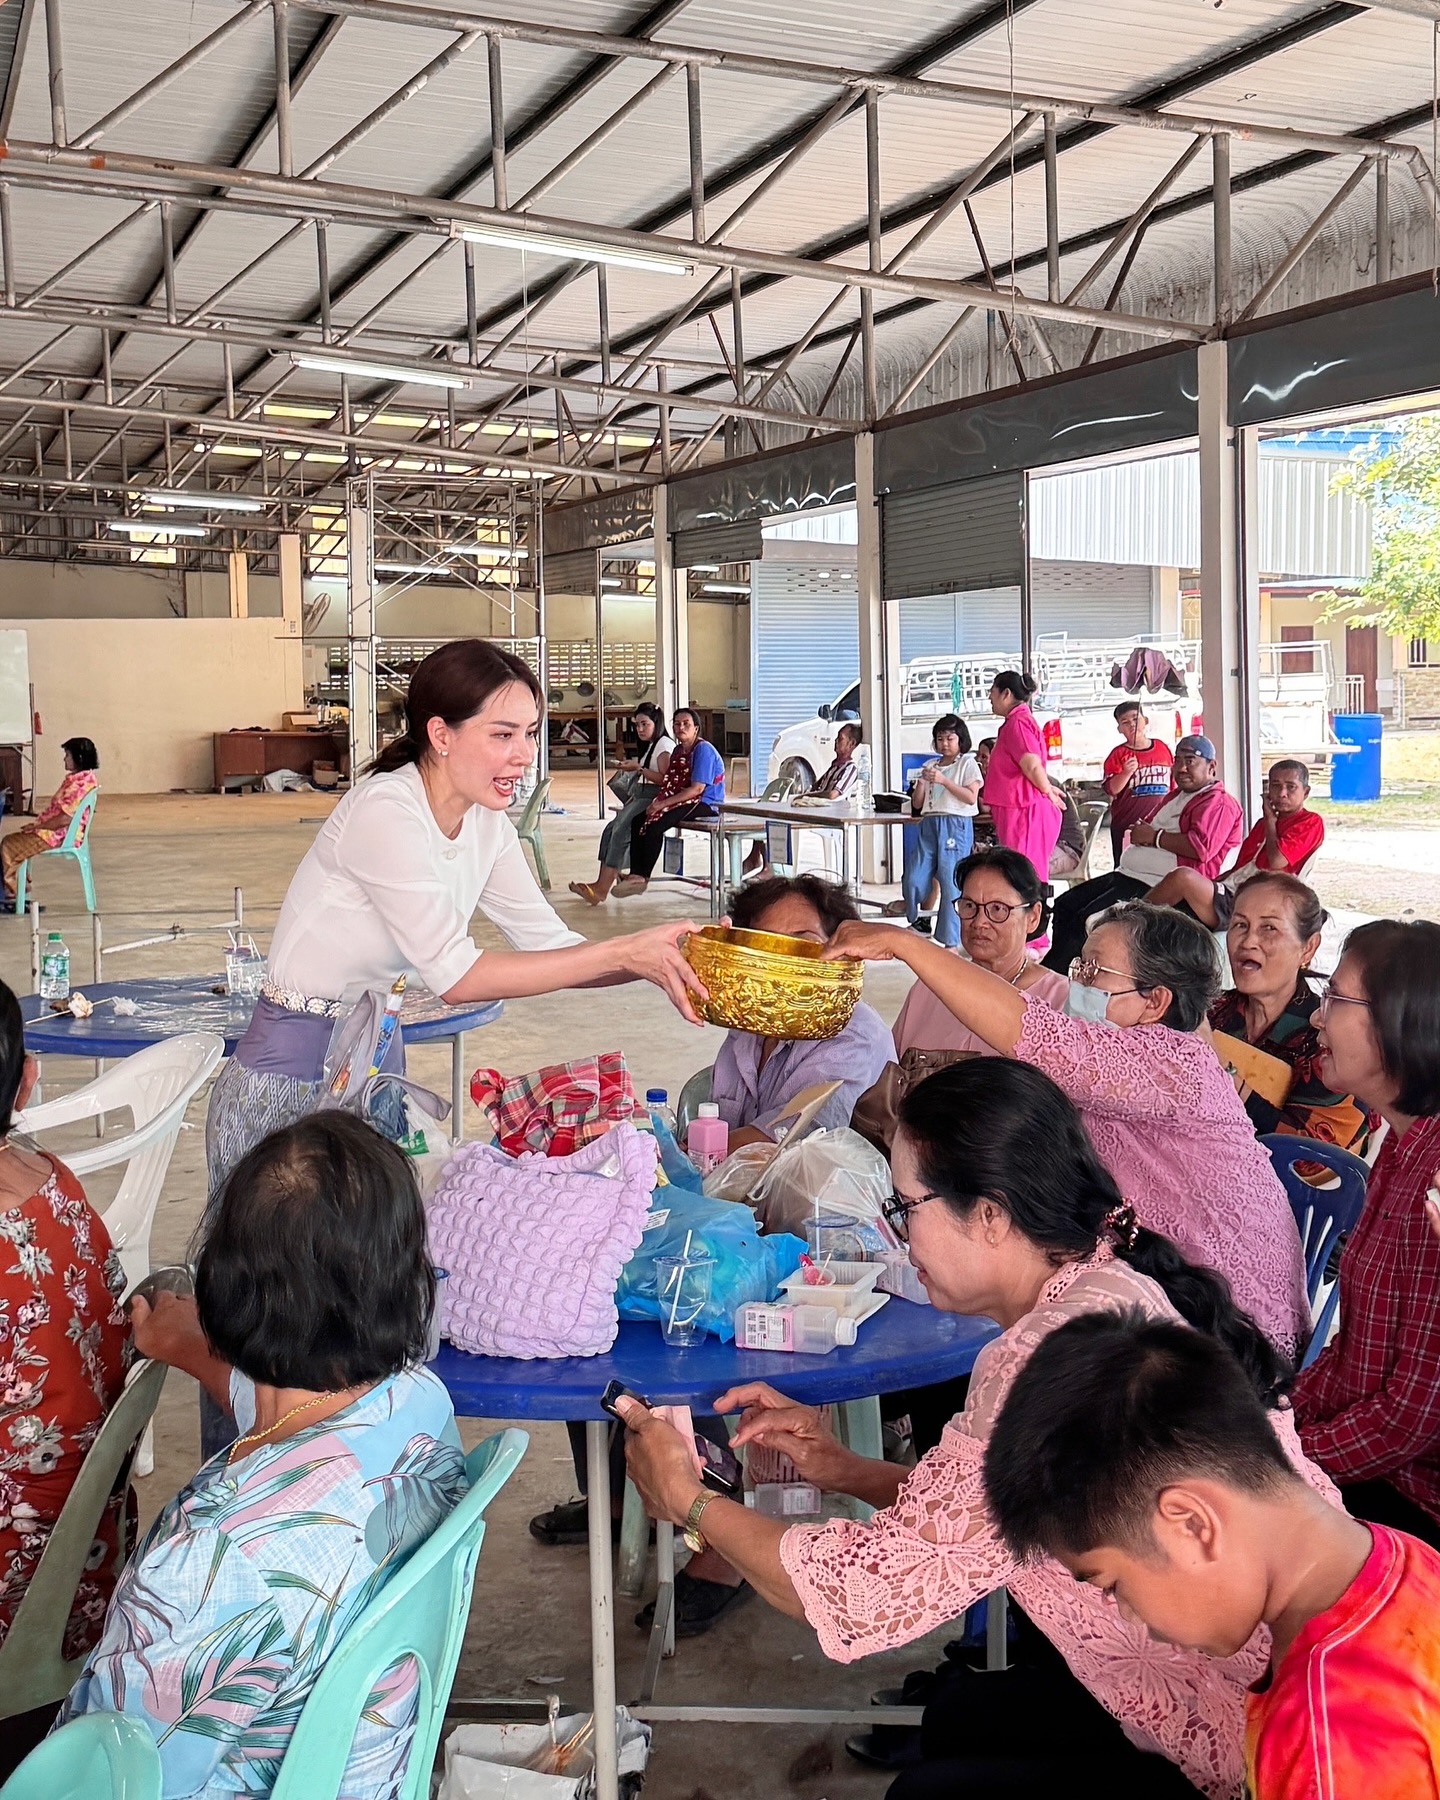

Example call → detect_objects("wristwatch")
682 1492 718 1553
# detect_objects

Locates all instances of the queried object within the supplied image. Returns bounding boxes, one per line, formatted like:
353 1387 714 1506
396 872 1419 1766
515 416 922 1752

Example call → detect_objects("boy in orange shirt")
983 1310 1440 1800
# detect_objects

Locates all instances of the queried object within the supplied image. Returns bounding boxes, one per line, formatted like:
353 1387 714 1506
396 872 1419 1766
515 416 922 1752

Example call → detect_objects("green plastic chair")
269 1426 528 1800
675 1064 714 1138
16 789 99 913
512 778 551 890
0 1712 161 1800
0 1357 167 1722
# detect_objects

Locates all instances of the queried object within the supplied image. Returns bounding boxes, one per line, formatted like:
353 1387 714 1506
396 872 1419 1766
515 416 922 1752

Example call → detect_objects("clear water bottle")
645 1087 677 1139
39 931 70 1001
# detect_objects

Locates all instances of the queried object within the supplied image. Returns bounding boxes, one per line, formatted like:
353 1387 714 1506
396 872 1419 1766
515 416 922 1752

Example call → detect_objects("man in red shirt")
1043 734 1243 972
1147 758 1324 929
1102 702 1174 861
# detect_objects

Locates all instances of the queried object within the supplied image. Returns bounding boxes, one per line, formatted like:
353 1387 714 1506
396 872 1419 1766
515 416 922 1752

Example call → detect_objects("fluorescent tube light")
451 544 529 560
687 563 720 573
600 577 624 588
462 224 692 277
701 581 751 594
291 353 470 391
108 520 209 537
141 489 262 513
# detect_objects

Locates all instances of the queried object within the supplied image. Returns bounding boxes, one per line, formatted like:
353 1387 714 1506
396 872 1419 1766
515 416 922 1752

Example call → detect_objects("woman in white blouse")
205 641 705 1186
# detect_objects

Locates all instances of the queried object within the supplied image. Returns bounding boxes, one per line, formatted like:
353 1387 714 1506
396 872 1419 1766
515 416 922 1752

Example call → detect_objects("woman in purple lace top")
828 902 1310 1358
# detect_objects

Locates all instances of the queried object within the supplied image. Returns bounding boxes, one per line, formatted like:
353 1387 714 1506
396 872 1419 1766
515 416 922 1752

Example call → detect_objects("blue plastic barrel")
1330 713 1382 803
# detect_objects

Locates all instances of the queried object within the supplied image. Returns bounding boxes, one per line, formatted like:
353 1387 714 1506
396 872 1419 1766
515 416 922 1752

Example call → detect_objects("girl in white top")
570 702 676 905
206 642 705 1186
903 714 982 949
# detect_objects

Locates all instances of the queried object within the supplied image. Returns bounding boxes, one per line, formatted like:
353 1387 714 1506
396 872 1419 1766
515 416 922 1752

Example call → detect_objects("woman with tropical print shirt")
62 1114 473 1799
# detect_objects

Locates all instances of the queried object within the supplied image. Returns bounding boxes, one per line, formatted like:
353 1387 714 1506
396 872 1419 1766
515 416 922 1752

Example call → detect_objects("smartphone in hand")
600 1382 742 1496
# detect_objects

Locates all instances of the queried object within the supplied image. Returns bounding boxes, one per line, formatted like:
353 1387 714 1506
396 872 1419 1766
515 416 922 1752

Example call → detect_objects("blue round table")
432 1302 995 1421
21 975 504 1137
434 1304 997 1800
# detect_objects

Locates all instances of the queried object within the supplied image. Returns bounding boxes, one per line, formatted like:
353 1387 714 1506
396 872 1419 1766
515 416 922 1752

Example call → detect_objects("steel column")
42 0 65 146
652 482 687 715
686 64 705 239
487 35 508 210
346 494 378 773
862 92 881 421
1376 156 1391 282
1044 111 1059 303
272 0 294 177
1213 132 1231 326
1197 339 1256 797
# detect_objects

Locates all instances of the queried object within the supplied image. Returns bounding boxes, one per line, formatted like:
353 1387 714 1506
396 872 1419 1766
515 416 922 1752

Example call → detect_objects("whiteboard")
0 631 31 744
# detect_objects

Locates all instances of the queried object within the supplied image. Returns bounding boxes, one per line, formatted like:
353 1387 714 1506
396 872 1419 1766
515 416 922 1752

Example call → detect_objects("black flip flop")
635 1572 753 1638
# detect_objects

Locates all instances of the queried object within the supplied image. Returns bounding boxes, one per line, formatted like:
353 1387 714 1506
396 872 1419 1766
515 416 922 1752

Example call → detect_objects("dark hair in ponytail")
897 1059 1292 1404
368 639 545 776
991 669 1037 704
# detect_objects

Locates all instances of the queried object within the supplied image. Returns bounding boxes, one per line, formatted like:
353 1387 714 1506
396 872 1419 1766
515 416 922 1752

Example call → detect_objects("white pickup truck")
767 636 1340 788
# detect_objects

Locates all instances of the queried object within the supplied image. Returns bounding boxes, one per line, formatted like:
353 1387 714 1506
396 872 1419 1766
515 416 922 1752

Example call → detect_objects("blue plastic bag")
617 1185 805 1342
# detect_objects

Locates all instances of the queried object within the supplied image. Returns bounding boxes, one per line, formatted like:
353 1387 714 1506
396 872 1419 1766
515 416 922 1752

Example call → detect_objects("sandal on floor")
635 1572 753 1638
612 876 647 898
568 881 604 905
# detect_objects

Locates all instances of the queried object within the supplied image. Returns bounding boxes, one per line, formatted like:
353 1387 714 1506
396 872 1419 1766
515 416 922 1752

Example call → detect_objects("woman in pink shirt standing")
983 671 1063 892
617 1059 1336 1800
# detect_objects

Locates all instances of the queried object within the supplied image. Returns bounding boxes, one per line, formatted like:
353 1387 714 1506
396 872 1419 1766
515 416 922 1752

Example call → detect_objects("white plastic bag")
439 1712 651 1800
701 1139 779 1203
748 1126 892 1239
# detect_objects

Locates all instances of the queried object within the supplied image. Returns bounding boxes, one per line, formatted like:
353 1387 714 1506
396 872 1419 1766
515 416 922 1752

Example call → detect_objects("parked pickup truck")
767 635 1342 788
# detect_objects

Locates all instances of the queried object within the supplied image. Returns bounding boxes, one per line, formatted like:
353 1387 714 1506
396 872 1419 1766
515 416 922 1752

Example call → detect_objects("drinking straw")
667 1230 695 1335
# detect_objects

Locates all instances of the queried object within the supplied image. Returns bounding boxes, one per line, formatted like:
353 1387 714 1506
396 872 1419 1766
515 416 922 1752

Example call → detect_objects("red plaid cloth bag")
470 1053 647 1158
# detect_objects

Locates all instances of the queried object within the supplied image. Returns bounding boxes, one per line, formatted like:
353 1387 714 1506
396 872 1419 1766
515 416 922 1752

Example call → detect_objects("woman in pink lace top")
619 1061 1337 1799
834 903 1310 1358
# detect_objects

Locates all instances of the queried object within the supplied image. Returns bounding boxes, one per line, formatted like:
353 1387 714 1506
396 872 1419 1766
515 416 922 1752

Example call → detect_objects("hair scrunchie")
1103 1201 1140 1252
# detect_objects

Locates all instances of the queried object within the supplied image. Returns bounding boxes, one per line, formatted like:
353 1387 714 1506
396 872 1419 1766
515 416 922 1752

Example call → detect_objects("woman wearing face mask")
616 1059 1336 1800
1207 873 1370 1154
1291 919 1440 1551
207 641 706 1189
828 904 1310 1357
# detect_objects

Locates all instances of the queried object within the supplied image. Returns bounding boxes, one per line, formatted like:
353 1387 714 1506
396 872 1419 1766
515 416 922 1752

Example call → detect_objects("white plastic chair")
15 1034 224 1478
16 1033 225 1299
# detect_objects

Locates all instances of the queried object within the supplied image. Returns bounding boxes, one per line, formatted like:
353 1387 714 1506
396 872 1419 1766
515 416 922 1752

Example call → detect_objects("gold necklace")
227 1390 354 1463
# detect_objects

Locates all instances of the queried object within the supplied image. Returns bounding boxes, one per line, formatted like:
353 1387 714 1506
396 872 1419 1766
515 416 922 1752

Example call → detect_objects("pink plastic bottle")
687 1103 730 1176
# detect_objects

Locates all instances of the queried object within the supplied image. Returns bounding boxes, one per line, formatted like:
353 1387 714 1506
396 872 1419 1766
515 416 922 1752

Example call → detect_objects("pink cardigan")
780 1251 1341 1799
1014 999 1311 1357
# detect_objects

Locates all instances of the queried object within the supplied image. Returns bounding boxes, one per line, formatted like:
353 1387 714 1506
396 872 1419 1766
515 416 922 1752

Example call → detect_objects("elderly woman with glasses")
891 848 1069 1059
615 1059 1335 1800
829 902 1310 1358
1291 919 1440 1552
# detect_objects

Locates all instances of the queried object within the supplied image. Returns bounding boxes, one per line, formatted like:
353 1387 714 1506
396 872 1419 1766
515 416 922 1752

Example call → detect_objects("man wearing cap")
1042 734 1243 973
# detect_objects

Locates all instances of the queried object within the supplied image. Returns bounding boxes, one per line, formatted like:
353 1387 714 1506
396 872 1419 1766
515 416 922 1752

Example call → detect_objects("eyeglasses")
1315 980 1371 1017
881 1190 940 1244
959 898 1029 924
1068 956 1145 997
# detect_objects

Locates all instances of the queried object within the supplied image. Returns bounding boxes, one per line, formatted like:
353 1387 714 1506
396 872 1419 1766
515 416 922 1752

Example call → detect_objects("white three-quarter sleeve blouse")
266 764 583 1002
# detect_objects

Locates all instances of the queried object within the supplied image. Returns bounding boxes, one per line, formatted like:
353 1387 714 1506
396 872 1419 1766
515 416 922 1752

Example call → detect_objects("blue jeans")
904 814 972 948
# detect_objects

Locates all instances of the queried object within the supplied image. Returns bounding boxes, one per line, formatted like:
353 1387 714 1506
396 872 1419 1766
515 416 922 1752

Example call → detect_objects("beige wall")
0 560 184 619
305 581 539 640
688 600 749 706
22 617 303 794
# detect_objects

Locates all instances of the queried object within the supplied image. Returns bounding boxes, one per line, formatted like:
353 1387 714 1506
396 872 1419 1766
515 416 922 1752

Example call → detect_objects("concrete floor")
7 772 932 1800
19 771 1435 1796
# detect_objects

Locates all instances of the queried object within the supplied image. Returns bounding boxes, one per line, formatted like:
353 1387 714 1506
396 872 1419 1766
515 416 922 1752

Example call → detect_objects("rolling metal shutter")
751 563 859 767
899 589 1024 660
1032 561 1154 640
541 548 598 595
673 519 764 567
881 473 1025 601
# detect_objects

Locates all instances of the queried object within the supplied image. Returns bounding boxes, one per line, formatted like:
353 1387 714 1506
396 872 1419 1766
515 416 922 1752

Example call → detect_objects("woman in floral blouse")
1207 872 1370 1154
64 1112 469 1799
1 737 99 911
0 976 129 1771
620 1060 1338 1799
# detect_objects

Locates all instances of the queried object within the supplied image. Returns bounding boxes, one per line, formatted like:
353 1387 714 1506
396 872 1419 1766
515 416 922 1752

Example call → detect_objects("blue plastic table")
21 976 504 1137
435 1305 997 1800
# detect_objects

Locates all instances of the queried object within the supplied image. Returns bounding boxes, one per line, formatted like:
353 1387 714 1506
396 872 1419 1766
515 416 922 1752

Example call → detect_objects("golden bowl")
682 926 864 1040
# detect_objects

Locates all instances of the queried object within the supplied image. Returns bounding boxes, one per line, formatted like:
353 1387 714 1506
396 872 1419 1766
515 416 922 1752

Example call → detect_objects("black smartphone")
599 1380 743 1497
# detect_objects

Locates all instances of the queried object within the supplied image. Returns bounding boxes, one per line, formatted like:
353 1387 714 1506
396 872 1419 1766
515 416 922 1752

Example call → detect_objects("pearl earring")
440 750 449 757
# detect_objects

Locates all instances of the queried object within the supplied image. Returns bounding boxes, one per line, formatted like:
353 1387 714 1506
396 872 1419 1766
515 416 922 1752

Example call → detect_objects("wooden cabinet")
212 730 346 792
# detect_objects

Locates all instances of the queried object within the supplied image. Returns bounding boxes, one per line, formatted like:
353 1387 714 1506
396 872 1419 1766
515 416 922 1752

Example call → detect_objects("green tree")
1318 415 1440 642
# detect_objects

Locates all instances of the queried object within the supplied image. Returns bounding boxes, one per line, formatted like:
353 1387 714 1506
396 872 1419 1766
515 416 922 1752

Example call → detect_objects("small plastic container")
687 1103 730 1176
805 1213 869 1265
752 1481 822 1517
779 1261 883 1318
735 1300 858 1353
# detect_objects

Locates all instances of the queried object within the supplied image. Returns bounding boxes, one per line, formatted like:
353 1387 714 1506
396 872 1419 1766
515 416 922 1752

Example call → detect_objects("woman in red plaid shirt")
1292 918 1440 1550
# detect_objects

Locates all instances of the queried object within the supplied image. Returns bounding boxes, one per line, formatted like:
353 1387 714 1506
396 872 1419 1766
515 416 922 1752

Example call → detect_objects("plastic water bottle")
39 932 70 1002
645 1088 677 1139
734 1301 859 1354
